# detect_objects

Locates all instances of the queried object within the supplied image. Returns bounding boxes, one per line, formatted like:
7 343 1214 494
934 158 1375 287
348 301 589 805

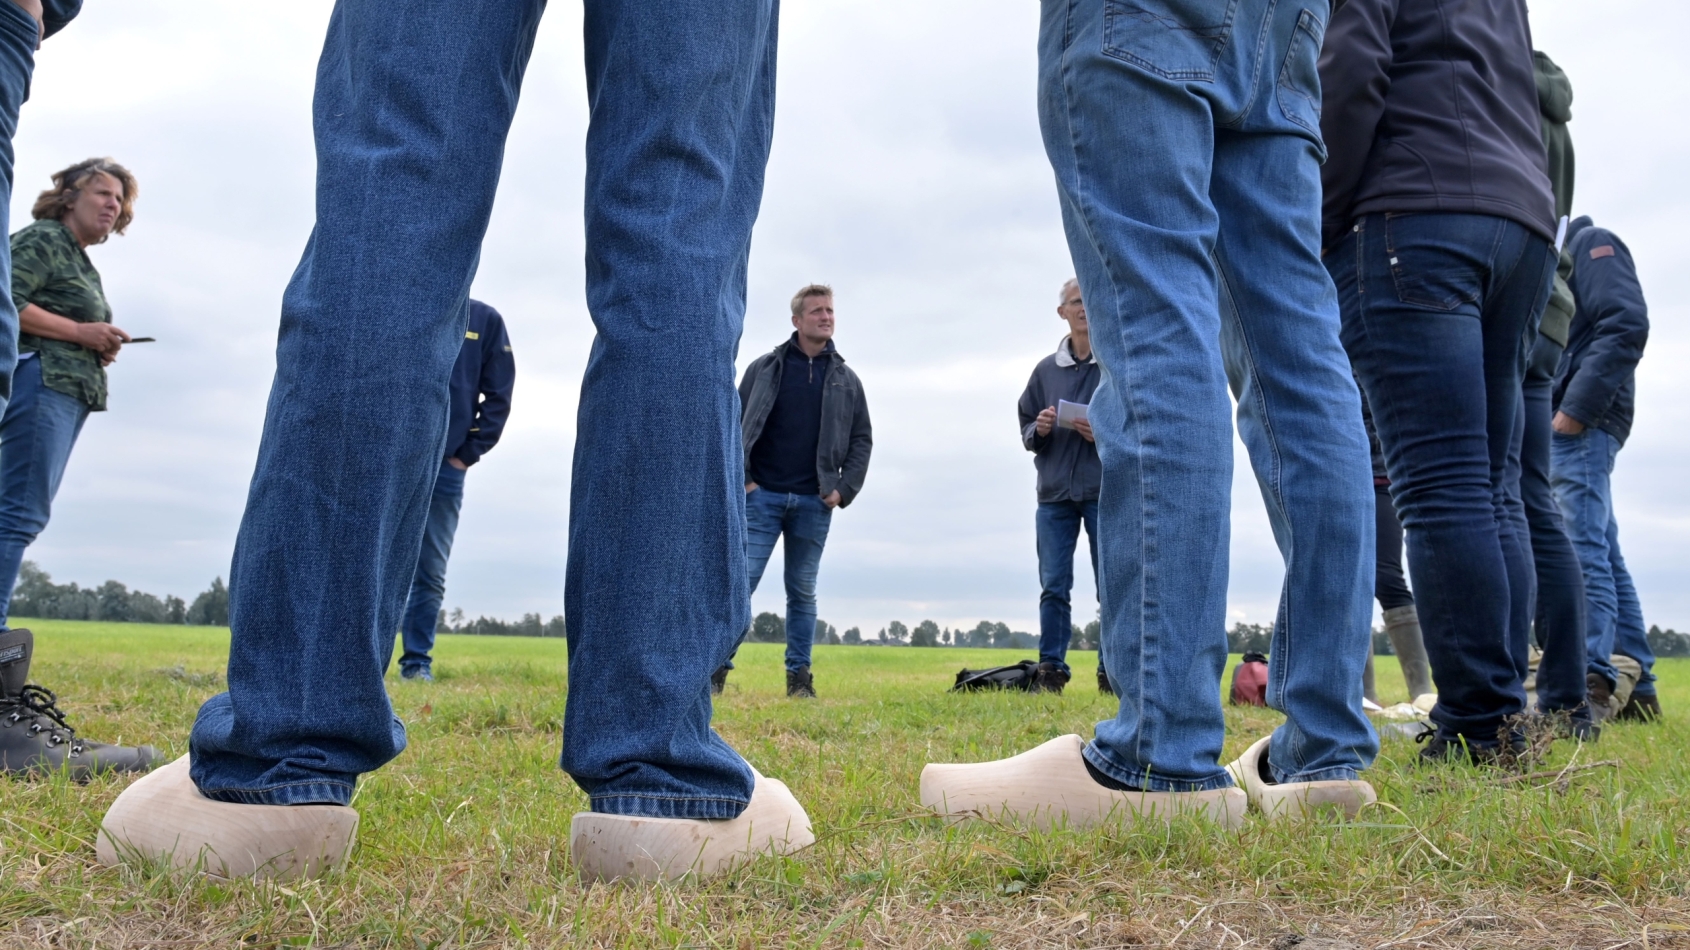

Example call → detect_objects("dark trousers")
1373 484 1412 611
397 459 467 676
1035 498 1098 673
1519 335 1589 716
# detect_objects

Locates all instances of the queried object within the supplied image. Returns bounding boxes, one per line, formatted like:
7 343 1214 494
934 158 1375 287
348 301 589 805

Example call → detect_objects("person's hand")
76 323 129 355
1552 412 1586 436
447 457 469 471
1073 417 1095 443
9 0 43 37
1034 406 1056 437
745 482 759 493
822 490 842 509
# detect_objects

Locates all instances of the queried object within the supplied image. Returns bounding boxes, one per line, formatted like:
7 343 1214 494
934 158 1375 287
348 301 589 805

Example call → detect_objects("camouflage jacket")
12 219 111 411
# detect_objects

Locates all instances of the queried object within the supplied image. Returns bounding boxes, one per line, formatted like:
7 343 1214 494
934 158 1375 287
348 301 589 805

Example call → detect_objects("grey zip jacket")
739 339 873 507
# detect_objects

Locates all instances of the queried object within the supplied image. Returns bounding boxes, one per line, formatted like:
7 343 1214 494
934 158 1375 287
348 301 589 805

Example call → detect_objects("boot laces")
3 685 86 755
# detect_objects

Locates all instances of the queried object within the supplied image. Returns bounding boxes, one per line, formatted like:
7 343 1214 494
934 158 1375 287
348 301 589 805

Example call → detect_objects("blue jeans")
396 459 466 677
1552 426 1654 696
1520 338 1588 716
0 358 90 623
1040 0 1376 790
1035 499 1097 673
189 0 778 818
744 489 831 672
0 2 33 416
1332 213 1555 745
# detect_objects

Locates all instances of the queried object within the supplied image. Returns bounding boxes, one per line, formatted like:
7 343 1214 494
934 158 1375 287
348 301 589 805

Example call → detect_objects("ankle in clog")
1223 735 1376 821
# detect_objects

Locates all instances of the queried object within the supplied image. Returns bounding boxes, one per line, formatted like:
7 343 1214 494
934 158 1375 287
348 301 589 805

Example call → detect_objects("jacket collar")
778 332 840 361
1054 335 1094 368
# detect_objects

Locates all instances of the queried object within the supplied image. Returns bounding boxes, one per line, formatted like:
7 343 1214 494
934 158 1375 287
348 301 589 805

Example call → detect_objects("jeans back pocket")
1383 214 1489 312
1276 8 1324 139
1103 0 1239 81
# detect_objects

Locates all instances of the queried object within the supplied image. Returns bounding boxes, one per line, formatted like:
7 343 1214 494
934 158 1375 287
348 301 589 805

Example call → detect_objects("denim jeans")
1520 337 1588 715
1040 0 1376 790
1332 212 1555 745
190 0 778 818
0 358 89 623
1035 499 1097 673
0 1 34 416
1552 426 1654 696
744 489 831 672
396 459 466 678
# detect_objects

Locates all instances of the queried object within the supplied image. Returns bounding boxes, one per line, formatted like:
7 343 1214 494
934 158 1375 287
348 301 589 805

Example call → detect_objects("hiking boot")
99 755 358 880
571 765 813 882
710 666 730 695
1414 727 1524 767
1 628 159 781
785 667 816 699
1224 735 1375 821
400 668 433 683
1030 662 1070 695
1616 692 1661 723
1097 666 1112 695
920 734 1245 830
1586 673 1614 723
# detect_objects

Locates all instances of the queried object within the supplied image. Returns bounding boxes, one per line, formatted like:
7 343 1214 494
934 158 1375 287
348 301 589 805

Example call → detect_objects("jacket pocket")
1275 8 1324 141
1383 215 1488 312
1103 0 1239 81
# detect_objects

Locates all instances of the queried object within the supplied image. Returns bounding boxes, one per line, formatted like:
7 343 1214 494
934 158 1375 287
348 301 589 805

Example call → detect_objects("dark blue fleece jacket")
1553 218 1649 446
445 300 515 466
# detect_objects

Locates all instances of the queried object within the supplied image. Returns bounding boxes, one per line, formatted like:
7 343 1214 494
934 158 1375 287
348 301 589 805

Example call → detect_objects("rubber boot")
1362 653 1379 706
1 628 160 780
1383 605 1434 701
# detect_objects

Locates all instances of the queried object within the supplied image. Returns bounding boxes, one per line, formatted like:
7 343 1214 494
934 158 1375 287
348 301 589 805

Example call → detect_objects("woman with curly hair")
0 158 137 623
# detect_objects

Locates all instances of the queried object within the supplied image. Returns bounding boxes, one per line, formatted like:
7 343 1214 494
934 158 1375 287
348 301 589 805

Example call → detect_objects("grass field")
2 619 1688 949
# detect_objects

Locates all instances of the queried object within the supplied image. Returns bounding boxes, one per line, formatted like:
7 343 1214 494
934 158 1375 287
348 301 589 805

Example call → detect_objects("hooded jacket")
1318 0 1556 252
1553 218 1648 446
1535 50 1576 349
739 337 872 507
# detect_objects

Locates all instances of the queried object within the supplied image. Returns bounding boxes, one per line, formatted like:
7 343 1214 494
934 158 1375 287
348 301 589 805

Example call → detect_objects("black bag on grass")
952 660 1038 692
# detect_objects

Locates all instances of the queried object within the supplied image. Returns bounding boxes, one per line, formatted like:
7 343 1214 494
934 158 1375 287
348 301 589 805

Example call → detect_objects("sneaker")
571 765 813 882
1097 666 1112 695
0 628 159 781
1616 693 1661 723
710 666 729 695
400 668 434 683
1030 662 1070 695
920 734 1246 831
785 667 816 699
1586 672 1614 723
98 755 358 879
1223 735 1375 821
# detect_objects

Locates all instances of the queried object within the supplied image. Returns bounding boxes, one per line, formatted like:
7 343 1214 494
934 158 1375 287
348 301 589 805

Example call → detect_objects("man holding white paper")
1016 278 1103 694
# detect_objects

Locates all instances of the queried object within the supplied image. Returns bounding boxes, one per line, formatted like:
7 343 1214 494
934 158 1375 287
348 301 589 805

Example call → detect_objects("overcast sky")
13 0 1687 637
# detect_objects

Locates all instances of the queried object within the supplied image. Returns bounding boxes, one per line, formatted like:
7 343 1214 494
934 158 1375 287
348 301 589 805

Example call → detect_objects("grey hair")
1059 277 1081 304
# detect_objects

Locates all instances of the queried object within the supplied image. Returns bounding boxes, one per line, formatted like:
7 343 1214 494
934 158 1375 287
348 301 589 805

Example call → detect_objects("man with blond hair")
715 284 872 698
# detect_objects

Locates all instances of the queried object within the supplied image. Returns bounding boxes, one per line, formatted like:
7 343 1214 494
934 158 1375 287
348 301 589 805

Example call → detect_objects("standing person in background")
1519 51 1593 736
1320 0 1558 763
715 284 872 699
393 298 515 683
1551 216 1653 723
2 157 158 779
1359 388 1433 706
1017 277 1103 696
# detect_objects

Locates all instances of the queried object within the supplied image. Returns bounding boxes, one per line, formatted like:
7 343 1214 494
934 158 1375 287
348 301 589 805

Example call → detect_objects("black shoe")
1097 667 1112 695
1415 726 1524 767
0 629 159 781
1030 662 1070 695
785 667 816 699
1587 672 1614 723
1616 693 1662 723
710 666 729 695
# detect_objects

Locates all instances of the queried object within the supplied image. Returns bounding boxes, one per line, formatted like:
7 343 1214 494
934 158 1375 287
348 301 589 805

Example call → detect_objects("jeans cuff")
589 793 749 820
1269 764 1361 785
198 779 356 807
1082 742 1236 792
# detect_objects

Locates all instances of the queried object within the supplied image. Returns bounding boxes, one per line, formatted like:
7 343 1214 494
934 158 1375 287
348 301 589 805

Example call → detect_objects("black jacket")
1318 0 1556 251
1553 218 1649 446
739 339 872 507
1017 337 1102 504
444 300 516 466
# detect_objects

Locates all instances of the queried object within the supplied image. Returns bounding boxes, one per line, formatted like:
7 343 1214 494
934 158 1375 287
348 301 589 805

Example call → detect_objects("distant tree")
989 622 1013 649
1226 622 1272 656
911 620 940 647
813 620 838 644
842 626 862 645
1371 627 1394 656
749 611 785 643
1009 631 1038 650
1648 625 1690 658
544 615 567 638
449 607 466 628
885 620 909 646
941 628 953 646
186 578 230 627
165 595 187 625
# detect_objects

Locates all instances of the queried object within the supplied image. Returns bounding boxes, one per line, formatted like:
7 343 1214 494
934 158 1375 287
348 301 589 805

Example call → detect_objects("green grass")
3 619 1688 948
